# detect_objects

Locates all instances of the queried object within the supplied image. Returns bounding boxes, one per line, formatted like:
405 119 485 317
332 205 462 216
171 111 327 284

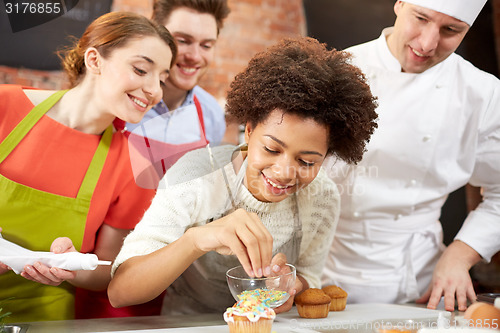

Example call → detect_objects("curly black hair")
225 37 378 164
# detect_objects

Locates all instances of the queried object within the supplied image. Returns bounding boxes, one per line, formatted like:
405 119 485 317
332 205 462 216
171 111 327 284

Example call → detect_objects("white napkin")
0 234 111 274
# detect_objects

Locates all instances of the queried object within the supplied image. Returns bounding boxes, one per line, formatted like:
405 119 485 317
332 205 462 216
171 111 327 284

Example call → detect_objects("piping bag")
0 234 111 274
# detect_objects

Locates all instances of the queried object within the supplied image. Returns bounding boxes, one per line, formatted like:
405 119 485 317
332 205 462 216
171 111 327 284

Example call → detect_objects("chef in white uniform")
322 0 500 312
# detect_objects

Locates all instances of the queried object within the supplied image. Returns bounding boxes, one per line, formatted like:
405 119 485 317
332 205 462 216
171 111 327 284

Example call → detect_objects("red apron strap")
193 95 208 144
113 118 131 138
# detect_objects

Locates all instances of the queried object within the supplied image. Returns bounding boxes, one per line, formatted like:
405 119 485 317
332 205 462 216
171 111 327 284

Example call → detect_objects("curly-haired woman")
108 36 378 315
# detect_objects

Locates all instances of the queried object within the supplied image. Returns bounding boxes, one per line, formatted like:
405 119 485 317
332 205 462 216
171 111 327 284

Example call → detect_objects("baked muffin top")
322 285 348 298
294 288 331 305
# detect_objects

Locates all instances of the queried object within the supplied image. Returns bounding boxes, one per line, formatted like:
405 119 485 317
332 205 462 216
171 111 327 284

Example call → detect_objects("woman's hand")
20 237 77 286
0 227 10 275
186 208 273 278
0 257 10 275
0 262 10 275
270 253 304 314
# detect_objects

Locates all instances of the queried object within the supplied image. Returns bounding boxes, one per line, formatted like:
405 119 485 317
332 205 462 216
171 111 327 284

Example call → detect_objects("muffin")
223 289 276 333
294 288 331 319
322 285 348 311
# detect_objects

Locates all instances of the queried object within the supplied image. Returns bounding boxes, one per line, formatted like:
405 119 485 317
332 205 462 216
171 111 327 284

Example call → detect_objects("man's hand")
416 240 481 311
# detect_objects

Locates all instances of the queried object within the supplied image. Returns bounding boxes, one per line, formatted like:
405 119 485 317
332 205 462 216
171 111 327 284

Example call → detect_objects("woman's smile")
262 172 296 196
128 94 150 112
244 109 328 203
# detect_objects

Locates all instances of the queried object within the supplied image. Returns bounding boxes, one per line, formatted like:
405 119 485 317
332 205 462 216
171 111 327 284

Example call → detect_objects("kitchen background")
0 0 499 293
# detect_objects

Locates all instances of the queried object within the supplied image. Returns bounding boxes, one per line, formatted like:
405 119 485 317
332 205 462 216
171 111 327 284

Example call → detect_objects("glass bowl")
226 263 296 308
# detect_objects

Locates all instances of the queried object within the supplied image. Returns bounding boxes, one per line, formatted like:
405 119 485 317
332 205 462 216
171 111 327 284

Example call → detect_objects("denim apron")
0 90 112 322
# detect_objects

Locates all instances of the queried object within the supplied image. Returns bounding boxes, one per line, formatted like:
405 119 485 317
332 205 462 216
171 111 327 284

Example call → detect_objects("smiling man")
322 0 500 312
151 0 229 117
120 0 230 188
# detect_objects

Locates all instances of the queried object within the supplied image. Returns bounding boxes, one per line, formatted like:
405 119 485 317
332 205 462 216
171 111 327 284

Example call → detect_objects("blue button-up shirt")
126 86 226 145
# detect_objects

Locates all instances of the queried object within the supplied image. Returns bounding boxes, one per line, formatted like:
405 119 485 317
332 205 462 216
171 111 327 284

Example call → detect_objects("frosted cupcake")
224 289 276 333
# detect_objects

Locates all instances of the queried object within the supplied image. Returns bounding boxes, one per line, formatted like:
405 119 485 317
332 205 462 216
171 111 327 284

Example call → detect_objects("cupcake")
294 288 331 319
322 285 348 311
223 289 276 333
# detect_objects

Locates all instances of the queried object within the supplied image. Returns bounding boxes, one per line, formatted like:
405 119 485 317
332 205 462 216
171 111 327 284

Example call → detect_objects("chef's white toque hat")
402 0 487 26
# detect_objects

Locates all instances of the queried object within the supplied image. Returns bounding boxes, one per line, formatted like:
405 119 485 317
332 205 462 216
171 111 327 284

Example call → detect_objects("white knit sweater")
113 145 340 312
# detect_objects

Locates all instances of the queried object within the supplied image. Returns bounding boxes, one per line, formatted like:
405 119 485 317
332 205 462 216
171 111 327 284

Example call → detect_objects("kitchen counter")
7 304 461 333
6 313 224 333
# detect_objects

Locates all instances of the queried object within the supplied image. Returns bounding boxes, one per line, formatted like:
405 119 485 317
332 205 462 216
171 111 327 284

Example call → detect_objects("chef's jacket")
322 28 500 304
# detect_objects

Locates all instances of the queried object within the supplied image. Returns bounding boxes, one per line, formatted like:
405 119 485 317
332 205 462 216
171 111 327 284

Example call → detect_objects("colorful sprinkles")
223 288 281 323
238 288 288 306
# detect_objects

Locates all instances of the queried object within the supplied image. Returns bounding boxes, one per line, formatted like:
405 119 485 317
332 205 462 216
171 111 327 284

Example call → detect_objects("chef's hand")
20 237 77 286
416 240 480 312
186 208 273 278
270 253 303 314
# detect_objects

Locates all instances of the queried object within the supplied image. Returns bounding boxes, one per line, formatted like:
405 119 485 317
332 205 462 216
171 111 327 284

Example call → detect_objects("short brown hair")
225 37 378 164
58 12 177 88
152 0 230 33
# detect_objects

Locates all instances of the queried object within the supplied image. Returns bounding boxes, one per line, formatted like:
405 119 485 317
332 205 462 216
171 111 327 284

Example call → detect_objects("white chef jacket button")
436 84 443 89
410 179 417 186
353 211 360 218
395 214 403 220
422 135 431 142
